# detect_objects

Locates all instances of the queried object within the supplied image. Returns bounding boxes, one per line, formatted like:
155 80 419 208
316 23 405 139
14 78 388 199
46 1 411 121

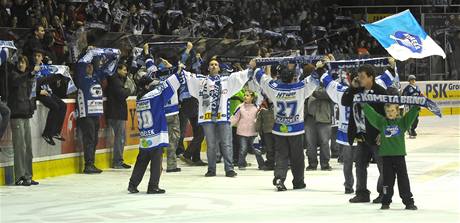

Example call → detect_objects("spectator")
341 64 387 204
402 75 422 138
182 58 256 177
252 65 319 191
0 101 10 139
305 84 333 171
362 103 419 210
23 24 46 62
255 98 276 170
75 47 120 174
8 55 38 186
231 89 264 170
33 48 67 146
105 63 132 169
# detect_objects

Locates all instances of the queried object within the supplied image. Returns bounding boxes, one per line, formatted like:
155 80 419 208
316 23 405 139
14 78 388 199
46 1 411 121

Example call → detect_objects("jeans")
305 116 331 168
77 117 99 167
382 156 414 205
11 119 33 181
338 144 355 190
166 114 180 170
274 134 305 186
202 122 234 173
107 119 126 166
129 148 163 188
355 141 383 196
37 94 66 137
238 135 265 168
0 101 10 139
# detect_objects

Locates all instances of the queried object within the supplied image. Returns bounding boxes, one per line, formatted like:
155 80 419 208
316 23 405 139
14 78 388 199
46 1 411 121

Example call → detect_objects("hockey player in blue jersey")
142 42 194 173
75 46 120 174
127 65 184 194
252 63 319 191
182 58 257 177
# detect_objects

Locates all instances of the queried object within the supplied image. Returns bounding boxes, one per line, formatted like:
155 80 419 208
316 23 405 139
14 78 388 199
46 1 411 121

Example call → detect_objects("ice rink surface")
0 115 459 223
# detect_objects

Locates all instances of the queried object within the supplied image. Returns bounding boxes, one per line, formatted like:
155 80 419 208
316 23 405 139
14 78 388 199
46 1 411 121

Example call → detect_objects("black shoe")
128 183 139 193
405 204 418 210
166 168 181 173
306 166 317 171
273 178 287 192
193 160 208 166
205 171 216 177
83 165 103 174
179 155 195 165
349 195 370 203
225 170 237 177
321 166 332 171
263 165 274 171
113 163 132 169
30 180 39 185
147 187 166 194
372 194 383 203
53 134 66 141
293 183 306 190
345 188 354 194
42 134 56 145
15 177 31 186
381 204 390 210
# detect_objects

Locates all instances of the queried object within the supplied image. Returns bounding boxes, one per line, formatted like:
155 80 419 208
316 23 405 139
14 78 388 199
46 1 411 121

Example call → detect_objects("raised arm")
362 103 385 129
401 106 421 131
320 73 348 104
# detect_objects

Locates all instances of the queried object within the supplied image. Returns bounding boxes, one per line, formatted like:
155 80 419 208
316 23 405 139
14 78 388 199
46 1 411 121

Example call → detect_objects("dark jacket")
8 68 36 119
306 86 333 124
105 74 130 120
341 82 387 146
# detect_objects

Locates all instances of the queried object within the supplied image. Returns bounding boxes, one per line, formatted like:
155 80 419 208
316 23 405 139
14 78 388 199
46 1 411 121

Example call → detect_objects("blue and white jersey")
402 84 421 96
145 57 179 116
137 74 181 150
253 69 319 136
75 48 120 118
321 73 354 146
376 69 398 90
183 69 251 124
323 69 397 142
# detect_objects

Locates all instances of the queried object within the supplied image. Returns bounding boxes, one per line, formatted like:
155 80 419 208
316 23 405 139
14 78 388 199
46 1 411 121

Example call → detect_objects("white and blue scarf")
353 93 441 117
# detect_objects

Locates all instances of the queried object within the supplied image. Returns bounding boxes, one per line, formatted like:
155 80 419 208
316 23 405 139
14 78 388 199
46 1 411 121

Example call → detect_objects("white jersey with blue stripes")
253 68 319 136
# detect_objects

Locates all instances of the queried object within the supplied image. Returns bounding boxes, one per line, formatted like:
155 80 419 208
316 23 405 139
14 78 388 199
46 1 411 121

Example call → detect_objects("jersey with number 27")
136 74 181 150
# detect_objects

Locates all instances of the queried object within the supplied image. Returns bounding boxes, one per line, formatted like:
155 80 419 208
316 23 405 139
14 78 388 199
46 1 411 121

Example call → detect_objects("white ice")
1 115 459 223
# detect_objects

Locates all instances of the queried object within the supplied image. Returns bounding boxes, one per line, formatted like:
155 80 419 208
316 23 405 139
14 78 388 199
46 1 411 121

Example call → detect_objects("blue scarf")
353 93 441 117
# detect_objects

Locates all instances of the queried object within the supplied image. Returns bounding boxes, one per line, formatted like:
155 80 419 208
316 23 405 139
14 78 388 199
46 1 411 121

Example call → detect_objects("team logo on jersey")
384 125 401 138
140 139 153 148
137 100 151 111
90 84 103 97
390 31 422 53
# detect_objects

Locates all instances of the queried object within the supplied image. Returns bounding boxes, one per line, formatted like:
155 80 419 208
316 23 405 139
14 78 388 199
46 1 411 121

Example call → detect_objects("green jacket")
363 104 420 156
229 90 245 116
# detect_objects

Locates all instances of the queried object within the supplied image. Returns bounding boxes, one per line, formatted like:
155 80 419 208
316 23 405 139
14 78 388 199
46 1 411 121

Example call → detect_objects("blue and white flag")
363 10 446 61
